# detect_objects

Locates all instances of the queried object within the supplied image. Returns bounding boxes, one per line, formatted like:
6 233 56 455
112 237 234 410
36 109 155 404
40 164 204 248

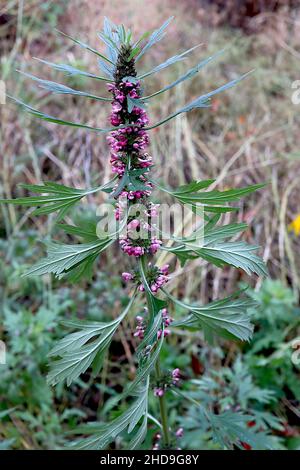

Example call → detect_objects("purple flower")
175 427 184 438
172 368 181 384
122 272 133 282
154 387 165 397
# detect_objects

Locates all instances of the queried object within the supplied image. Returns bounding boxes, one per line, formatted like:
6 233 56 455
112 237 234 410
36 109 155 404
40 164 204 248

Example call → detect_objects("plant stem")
140 255 171 447
155 358 171 447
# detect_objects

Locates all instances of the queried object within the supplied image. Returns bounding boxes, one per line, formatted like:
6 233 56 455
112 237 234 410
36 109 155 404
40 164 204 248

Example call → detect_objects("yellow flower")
289 214 300 236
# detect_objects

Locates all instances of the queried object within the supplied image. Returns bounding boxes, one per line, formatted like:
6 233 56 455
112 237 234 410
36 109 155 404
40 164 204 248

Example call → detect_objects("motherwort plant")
2 18 269 449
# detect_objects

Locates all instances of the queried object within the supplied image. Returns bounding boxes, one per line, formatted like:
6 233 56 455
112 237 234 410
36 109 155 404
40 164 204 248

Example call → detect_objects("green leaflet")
111 166 151 198
8 96 115 133
135 17 174 61
164 240 267 276
57 222 99 242
0 407 17 419
47 294 136 386
139 44 202 80
195 241 267 276
174 183 266 204
34 58 112 81
19 71 111 101
136 310 162 357
145 71 253 130
209 411 275 450
56 29 114 65
152 179 265 213
203 222 248 245
166 289 255 342
71 377 149 450
143 49 224 99
173 388 274 450
125 323 164 397
151 178 214 195
24 237 114 278
138 257 167 320
174 221 247 245
0 179 116 221
98 19 119 63
127 96 147 112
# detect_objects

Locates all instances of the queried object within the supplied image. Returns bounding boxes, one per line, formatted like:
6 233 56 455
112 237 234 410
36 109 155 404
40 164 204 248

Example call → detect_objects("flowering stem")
154 358 171 448
140 255 171 448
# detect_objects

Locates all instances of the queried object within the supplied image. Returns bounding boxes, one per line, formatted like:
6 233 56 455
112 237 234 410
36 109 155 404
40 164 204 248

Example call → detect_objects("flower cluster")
154 368 181 397
152 427 183 450
157 308 173 338
122 263 170 292
107 49 162 259
134 313 146 340
107 80 152 197
133 306 173 343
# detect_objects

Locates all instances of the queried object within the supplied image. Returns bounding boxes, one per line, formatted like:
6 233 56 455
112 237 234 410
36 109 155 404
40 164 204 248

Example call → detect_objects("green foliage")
72 378 150 450
172 291 255 341
48 294 136 386
245 280 300 403
0 180 114 220
24 238 114 279
34 58 110 82
19 71 111 101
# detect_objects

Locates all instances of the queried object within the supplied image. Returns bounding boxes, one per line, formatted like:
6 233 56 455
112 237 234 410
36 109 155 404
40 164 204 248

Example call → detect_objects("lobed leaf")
47 295 135 386
24 238 114 278
168 290 255 341
72 378 149 449
0 179 115 221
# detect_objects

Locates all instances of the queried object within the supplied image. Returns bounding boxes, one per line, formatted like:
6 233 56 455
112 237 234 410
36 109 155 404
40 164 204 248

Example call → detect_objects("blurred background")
0 0 300 450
